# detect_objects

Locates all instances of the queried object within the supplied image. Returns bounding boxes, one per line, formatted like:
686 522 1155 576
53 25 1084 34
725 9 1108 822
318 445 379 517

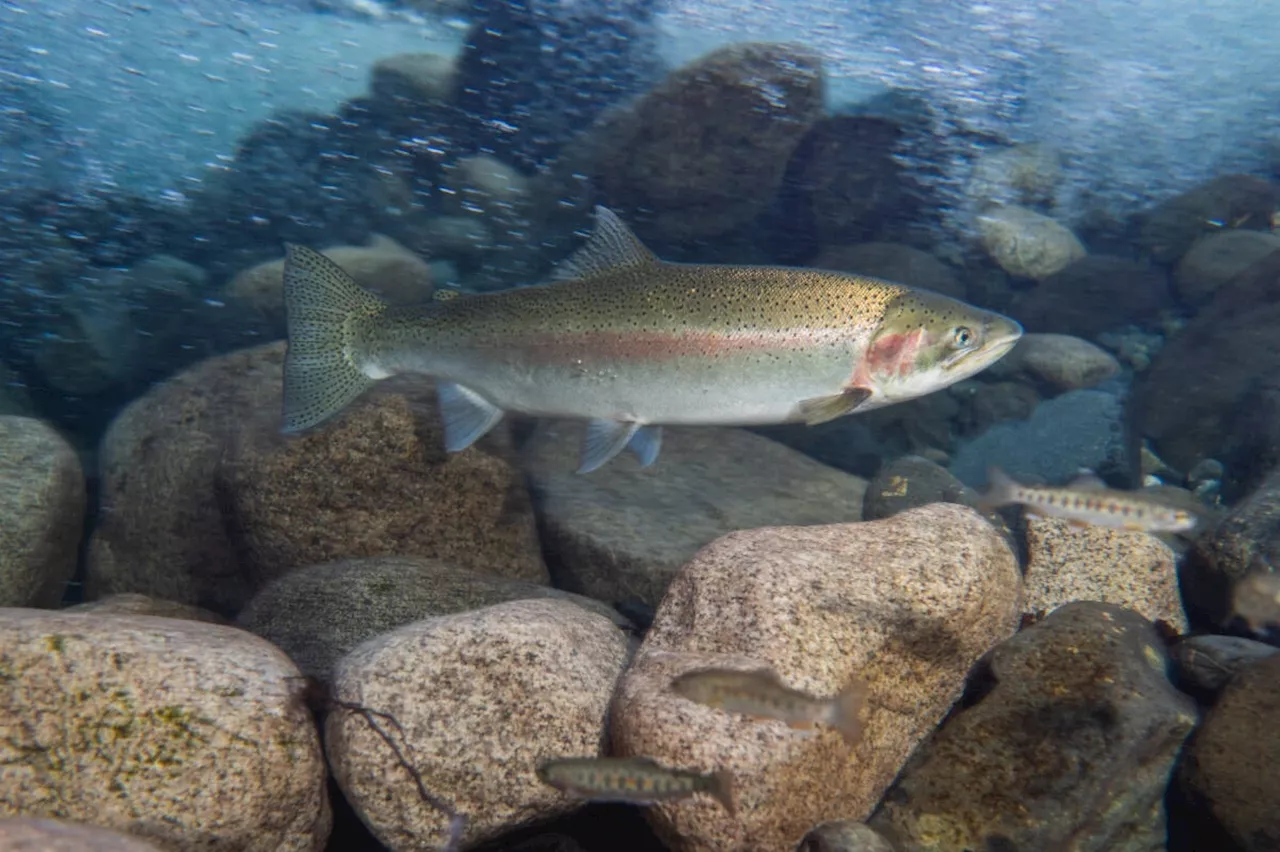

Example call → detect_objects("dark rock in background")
1136 174 1280 266
861 454 983 522
1172 634 1279 698
1010 254 1172 340
870 602 1198 852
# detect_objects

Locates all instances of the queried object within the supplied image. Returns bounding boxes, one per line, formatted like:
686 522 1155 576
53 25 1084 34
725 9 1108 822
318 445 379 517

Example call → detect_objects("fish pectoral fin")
550 206 660 281
579 419 642 474
437 383 505 452
796 387 873 426
627 425 663 468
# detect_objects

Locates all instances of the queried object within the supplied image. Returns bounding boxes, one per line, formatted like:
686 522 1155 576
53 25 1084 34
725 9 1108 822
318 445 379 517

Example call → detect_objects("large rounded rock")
1174 229 1280 306
0 416 85 608
977 204 1086 281
66 593 227 624
1173 635 1278 697
585 42 824 243
611 503 1022 852
86 343 545 616
237 556 629 682
521 421 866 608
1010 255 1171 340
997 333 1120 394
1133 247 1280 473
1178 653 1280 852
326 599 631 850
1022 516 1188 632
0 818 164 850
0 608 331 851
870 602 1198 852
1137 174 1280 265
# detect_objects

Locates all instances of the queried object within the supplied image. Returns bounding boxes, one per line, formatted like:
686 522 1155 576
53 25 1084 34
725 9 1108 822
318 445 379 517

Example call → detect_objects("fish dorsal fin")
550 205 659 282
1066 470 1107 491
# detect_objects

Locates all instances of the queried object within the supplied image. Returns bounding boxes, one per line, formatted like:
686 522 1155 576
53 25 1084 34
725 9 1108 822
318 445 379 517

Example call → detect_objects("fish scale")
280 205 1022 473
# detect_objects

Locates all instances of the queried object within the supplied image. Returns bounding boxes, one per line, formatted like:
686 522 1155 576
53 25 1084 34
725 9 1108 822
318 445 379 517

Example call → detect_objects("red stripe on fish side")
507 328 849 364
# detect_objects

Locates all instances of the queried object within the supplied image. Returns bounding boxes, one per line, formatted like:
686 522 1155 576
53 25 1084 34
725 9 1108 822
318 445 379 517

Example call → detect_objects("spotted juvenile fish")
280 206 1022 473
670 667 868 745
535 756 735 815
1232 570 1280 634
979 466 1199 533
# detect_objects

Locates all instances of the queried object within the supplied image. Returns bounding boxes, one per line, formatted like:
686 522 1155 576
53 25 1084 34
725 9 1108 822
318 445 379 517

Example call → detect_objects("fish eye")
950 326 975 349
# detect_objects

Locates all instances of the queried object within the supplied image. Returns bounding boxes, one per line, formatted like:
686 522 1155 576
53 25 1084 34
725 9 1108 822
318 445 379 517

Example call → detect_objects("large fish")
280 206 1022 473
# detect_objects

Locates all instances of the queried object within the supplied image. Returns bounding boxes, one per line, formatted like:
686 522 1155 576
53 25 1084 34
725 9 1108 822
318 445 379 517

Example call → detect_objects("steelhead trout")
281 206 1022 473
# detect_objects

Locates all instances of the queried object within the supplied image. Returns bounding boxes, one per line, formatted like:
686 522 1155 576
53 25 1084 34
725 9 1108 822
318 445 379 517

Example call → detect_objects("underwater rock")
861 455 984 522
585 42 824 244
977 203 1087 281
520 420 866 609
369 52 458 107
0 608 331 850
800 820 900 852
949 389 1132 491
1172 635 1279 697
1021 516 1188 633
1177 653 1280 852
86 342 545 616
869 602 1197 852
1173 229 1280 306
0 416 85 608
1137 173 1280 265
1220 373 1280 502
237 556 629 683
997 333 1121 394
439 155 543 291
65 593 227 624
1133 246 1280 474
225 234 434 332
408 215 494 262
0 361 34 417
327 599 630 850
0 818 165 850
950 379 1040 438
1010 254 1171 340
610 503 1021 852
780 116 917 253
1182 465 1280 630
809 242 964 301
966 143 1063 209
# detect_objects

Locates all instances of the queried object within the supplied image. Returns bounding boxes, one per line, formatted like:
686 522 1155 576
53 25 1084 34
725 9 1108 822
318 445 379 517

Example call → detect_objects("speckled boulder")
585 42 824 242
999 333 1121 394
66 593 227 624
0 608 331 851
521 420 866 608
86 342 546 616
0 416 85 608
237 556 628 683
870 602 1198 852
225 235 433 330
1178 653 1280 852
1022 516 1189 633
611 503 1022 852
0 818 164 850
977 204 1086 281
326 599 631 850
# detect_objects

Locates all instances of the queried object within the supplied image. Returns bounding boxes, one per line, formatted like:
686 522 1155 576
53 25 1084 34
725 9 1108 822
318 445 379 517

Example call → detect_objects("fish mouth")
982 315 1024 360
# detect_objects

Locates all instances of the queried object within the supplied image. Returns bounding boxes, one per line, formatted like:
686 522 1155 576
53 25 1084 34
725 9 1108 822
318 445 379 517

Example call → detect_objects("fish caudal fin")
977 465 1019 512
827 676 869 746
281 244 388 433
708 769 737 817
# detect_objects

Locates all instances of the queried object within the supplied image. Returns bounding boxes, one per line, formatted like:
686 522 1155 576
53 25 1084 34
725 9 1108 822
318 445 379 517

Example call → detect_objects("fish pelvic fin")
978 465 1019 512
437 382 505 452
827 675 869 747
281 244 389 433
708 769 737 817
579 419 649 474
551 205 660 281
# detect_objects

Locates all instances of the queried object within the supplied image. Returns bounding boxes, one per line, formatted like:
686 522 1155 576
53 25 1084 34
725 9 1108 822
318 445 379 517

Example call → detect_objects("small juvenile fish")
1232 570 1280 634
536 756 735 815
670 667 868 745
979 466 1199 533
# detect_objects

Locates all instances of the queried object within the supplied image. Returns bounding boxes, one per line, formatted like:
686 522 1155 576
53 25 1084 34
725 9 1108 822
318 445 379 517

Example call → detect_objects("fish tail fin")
280 244 389 433
709 769 737 817
978 465 1019 512
828 675 869 746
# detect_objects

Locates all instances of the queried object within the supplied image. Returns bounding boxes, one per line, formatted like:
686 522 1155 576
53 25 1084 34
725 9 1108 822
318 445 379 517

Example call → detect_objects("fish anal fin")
628 424 663 467
437 382 505 452
551 206 660 281
579 419 641 474
796 386 873 426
